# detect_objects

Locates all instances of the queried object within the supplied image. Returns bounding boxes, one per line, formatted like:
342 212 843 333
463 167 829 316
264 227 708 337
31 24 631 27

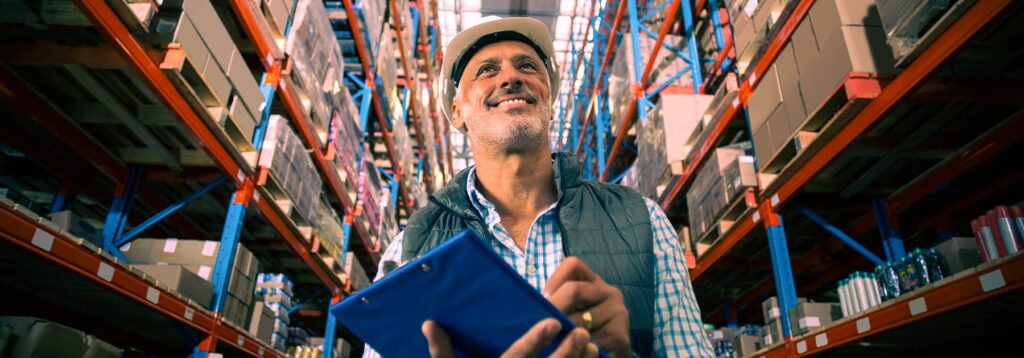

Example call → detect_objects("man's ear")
451 101 467 131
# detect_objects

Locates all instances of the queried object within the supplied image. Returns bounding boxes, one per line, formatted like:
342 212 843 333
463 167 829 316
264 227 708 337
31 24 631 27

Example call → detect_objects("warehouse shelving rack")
0 0 441 357
561 0 1023 356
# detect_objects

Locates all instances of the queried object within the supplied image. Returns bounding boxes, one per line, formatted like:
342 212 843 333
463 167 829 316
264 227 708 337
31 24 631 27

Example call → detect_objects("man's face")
452 40 553 154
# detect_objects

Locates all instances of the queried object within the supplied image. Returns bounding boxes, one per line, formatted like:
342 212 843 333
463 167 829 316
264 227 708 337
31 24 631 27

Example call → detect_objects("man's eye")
520 62 538 70
477 65 496 74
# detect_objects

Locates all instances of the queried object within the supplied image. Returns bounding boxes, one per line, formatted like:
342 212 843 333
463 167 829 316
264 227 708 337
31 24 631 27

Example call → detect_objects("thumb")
422 320 456 358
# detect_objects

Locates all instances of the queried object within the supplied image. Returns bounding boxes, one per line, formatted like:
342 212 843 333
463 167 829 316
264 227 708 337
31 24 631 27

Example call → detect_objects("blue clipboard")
331 229 605 357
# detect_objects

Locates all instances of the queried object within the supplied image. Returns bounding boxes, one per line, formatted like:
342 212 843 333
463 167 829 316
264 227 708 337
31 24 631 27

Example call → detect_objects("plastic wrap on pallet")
353 0 386 60
607 34 692 133
685 142 753 240
314 197 346 258
330 87 363 200
259 115 324 223
635 102 668 199
343 251 370 290
634 91 713 199
376 27 399 107
287 0 347 131
359 147 385 240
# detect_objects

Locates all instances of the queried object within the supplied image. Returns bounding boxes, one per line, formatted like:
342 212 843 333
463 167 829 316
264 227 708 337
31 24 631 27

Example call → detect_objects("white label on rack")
796 340 807 354
980 270 1006 292
259 101 267 112
31 229 54 252
740 156 755 163
185 307 195 321
163 239 178 253
732 97 740 108
749 72 757 86
202 241 218 257
254 191 261 202
236 170 245 184
120 243 130 252
800 316 821 328
752 211 761 224
763 334 773 346
909 297 927 316
97 263 114 282
771 194 780 207
856 317 871 334
769 307 780 319
146 287 160 304
815 333 828 348
197 265 212 280
209 354 223 358
237 335 245 346
258 347 265 356
744 0 758 17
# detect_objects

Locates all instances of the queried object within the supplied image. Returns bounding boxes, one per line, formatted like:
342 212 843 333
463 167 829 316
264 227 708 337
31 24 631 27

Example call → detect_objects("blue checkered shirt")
364 168 713 357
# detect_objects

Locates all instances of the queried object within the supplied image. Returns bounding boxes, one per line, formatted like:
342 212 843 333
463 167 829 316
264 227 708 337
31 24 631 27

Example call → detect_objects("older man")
364 17 713 357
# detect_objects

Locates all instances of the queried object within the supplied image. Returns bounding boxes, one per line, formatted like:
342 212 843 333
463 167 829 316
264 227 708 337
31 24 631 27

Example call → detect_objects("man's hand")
543 257 631 358
422 319 599 358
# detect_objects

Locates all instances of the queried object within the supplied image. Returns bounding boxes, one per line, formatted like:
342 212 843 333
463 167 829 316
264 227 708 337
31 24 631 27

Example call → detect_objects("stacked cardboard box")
788 302 841 336
287 0 348 133
633 90 714 199
359 147 385 243
314 197 346 258
134 264 215 309
249 301 276 345
748 0 896 168
352 0 387 60
0 316 122 357
256 273 294 351
307 337 353 358
607 34 693 133
47 210 103 247
145 0 264 143
732 334 760 358
342 253 370 291
259 115 323 224
759 296 823 345
378 185 399 250
376 27 399 112
932 236 983 274
728 0 789 74
686 143 755 240
331 87 363 205
120 239 260 327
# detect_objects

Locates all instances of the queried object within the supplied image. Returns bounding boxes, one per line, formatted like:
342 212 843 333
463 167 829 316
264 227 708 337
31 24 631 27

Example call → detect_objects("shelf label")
752 211 761 224
258 347 265 356
201 241 218 257
856 317 871 334
31 229 55 252
732 97 740 108
815 333 828 348
796 340 807 354
185 307 195 321
254 191 261 202
237 336 245 346
749 72 757 86
236 170 245 184
979 270 1006 292
909 297 927 316
97 263 114 282
146 287 160 304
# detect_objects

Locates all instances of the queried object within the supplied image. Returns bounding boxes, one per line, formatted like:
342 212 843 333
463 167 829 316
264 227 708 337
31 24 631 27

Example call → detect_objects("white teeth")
498 99 527 107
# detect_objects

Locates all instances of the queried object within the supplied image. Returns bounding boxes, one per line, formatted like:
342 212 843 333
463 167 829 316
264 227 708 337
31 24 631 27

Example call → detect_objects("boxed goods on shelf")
134 264 215 309
788 302 841 336
759 318 784 347
0 316 122 357
971 206 1024 262
633 89 714 199
259 115 323 225
314 197 346 258
838 272 883 318
376 27 399 107
249 301 276 344
143 0 263 147
46 210 103 247
729 0 788 74
733 334 760 358
932 236 983 274
686 142 755 241
607 33 693 133
875 0 965 63
874 248 950 302
330 87 363 203
761 296 808 324
256 273 293 350
359 148 385 242
245 0 294 54
287 0 348 133
352 0 387 60
119 238 260 326
307 337 353 358
342 252 370 291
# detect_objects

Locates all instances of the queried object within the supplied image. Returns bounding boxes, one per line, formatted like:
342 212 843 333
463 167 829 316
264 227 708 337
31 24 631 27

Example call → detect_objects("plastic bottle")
1011 206 1024 240
853 272 869 313
838 279 850 317
867 272 882 307
913 248 934 286
874 262 894 301
978 215 1007 259
925 248 948 283
972 219 993 261
995 206 1023 254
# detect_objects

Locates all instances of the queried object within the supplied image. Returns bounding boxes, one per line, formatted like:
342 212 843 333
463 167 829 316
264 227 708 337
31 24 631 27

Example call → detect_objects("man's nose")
498 69 524 88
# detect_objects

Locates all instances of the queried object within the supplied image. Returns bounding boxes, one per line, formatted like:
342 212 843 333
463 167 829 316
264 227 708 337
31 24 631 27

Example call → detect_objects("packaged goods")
135 264 215 308
761 296 808 324
788 302 841 336
838 272 883 317
686 143 754 240
259 115 324 223
932 236 982 274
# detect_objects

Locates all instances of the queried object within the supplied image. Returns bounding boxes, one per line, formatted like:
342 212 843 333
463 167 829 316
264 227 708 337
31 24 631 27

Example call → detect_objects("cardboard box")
766 104 791 154
202 57 234 105
0 316 87 357
662 92 715 163
708 327 739 343
759 319 784 347
722 156 757 200
84 335 123 358
761 296 808 323
788 302 841 336
933 237 983 274
226 48 264 127
800 25 895 115
790 16 820 73
224 294 253 328
120 239 259 303
774 43 807 129
249 302 276 344
135 265 214 308
753 122 773 169
808 0 883 39
747 65 783 131
733 334 760 358
47 210 103 247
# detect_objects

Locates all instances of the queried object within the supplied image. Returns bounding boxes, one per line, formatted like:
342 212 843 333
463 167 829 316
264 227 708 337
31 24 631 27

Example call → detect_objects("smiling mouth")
488 96 537 109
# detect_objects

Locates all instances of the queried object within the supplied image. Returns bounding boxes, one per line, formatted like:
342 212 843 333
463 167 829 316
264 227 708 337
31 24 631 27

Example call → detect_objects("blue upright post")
724 300 737 328
102 165 143 255
763 209 798 338
871 198 906 262
49 181 73 213
679 0 704 91
323 295 343 358
209 188 248 314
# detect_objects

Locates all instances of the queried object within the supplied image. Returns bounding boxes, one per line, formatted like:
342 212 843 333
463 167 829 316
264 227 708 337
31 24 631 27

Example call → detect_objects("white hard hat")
439 16 560 132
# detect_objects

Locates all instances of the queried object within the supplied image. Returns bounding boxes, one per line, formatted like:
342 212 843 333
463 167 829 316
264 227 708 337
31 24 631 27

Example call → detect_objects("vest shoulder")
577 179 646 199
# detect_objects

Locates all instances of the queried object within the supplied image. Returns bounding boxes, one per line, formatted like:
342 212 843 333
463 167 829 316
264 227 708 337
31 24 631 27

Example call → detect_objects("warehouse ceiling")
437 0 595 169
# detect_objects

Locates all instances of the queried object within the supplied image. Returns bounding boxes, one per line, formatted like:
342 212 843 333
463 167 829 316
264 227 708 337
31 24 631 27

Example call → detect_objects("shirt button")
527 265 537 274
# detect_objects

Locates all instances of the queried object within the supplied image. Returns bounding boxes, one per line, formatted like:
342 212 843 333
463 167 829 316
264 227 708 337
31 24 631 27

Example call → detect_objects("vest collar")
429 152 584 218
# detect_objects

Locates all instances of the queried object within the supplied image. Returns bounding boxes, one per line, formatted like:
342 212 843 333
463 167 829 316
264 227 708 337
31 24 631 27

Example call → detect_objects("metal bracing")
114 176 229 248
793 202 886 266
763 209 797 338
871 198 906 262
101 165 143 257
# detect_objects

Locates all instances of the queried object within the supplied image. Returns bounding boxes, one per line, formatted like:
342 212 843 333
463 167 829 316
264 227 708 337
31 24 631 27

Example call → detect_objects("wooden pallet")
255 167 314 241
695 188 758 258
159 44 259 170
281 57 331 145
757 75 885 194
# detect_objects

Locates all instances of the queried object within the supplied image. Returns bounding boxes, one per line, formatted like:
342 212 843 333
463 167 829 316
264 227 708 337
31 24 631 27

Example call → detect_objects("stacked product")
970 205 1024 262
787 302 841 336
256 273 294 352
713 339 733 358
300 337 352 358
376 27 399 114
288 326 311 347
330 86 363 204
259 115 323 224
314 197 346 258
728 0 788 74
343 252 370 291
353 0 386 60
143 0 264 143
746 0 896 169
359 147 384 243
837 272 883 317
633 90 715 199
685 142 756 241
607 33 693 132
0 316 123 357
396 0 415 57
931 236 983 275
732 324 761 358
875 0 960 62
378 185 399 250
46 210 103 247
874 248 949 302
287 0 348 133
759 296 807 346
120 239 260 327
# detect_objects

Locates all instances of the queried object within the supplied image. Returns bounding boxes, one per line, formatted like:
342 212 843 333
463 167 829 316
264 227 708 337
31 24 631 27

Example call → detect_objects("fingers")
547 281 606 315
543 257 600 298
501 318 562 358
422 320 455 358
548 328 593 358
